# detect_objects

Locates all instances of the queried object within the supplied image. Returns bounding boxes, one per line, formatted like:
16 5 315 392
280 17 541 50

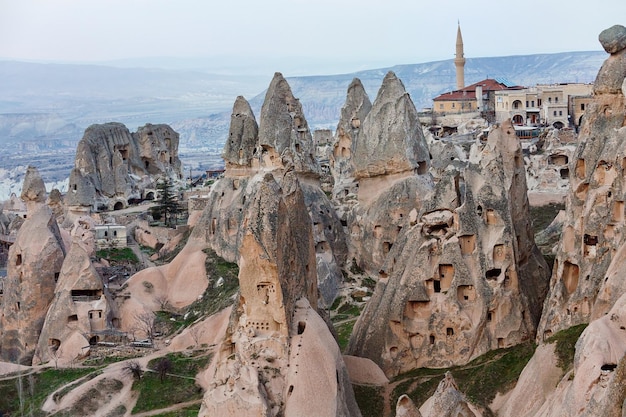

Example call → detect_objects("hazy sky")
1 0 624 75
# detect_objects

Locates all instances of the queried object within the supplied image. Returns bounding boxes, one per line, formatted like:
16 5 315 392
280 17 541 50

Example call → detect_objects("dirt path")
131 399 203 417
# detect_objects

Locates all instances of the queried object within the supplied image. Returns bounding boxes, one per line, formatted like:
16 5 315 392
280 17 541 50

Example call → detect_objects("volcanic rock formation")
331 72 433 275
419 372 479 417
65 122 182 212
537 23 626 340
192 73 347 306
347 120 549 375
0 167 66 364
32 216 120 365
200 172 360 417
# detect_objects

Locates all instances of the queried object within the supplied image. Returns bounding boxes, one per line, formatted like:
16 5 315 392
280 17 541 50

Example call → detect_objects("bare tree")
153 357 172 382
132 309 156 341
189 325 204 347
155 294 169 310
123 360 143 380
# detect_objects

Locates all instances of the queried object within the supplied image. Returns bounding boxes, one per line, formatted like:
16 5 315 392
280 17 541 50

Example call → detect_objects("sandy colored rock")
348 120 549 375
538 28 626 339
192 78 346 305
419 372 480 417
66 122 182 211
343 355 389 385
0 167 66 365
200 173 360 417
396 395 423 417
333 72 434 275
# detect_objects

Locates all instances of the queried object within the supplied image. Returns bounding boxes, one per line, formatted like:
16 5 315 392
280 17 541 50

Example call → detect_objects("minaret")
454 22 466 90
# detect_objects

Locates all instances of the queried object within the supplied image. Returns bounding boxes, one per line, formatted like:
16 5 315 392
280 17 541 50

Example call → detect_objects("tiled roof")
433 79 523 101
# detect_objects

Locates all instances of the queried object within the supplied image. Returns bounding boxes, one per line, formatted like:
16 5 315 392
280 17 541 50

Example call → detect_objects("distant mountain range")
0 51 607 155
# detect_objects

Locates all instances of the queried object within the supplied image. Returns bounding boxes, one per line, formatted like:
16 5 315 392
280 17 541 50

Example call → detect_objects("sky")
1 0 625 76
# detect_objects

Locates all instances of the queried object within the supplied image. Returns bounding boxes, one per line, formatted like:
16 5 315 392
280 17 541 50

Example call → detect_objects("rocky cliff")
192 73 347 306
65 122 182 211
0 167 66 364
347 120 549 375
331 71 433 275
537 24 626 340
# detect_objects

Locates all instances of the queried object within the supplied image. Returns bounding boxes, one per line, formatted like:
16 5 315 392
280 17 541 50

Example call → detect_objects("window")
526 101 529 107
559 111 563 116
532 100 535 107
581 103 585 110
549 97 552 103
554 111 557 116
538 99 542 106
452 103 455 108
439 104 443 109
555 97 558 103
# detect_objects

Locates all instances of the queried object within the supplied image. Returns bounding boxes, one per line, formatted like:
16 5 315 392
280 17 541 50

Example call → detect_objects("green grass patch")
131 352 212 414
332 303 362 323
530 203 565 235
334 320 357 352
0 367 97 417
150 404 202 416
546 323 588 372
158 229 192 264
97 247 139 264
177 249 239 326
391 342 536 416
353 384 384 417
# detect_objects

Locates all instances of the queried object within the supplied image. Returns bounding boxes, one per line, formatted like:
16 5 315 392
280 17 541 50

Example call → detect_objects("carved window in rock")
71 289 102 302
438 264 454 292
382 241 392 255
493 244 506 263
248 320 270 332
575 159 586 180
257 282 276 305
118 148 128 161
48 338 61 352
613 201 624 223
67 314 78 323
459 235 476 255
457 285 475 302
562 261 579 294
211 218 217 235
583 234 598 258
485 209 498 225
89 310 105 331
16 254 22 266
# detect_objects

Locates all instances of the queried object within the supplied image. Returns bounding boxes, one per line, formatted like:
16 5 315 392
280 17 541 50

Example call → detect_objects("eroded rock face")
192 74 347 305
347 121 549 375
200 173 360 417
223 96 259 167
333 72 433 275
396 395 423 417
66 122 182 211
538 26 626 340
419 373 479 417
33 216 118 365
504 293 626 417
257 73 318 175
0 167 66 364
352 72 430 179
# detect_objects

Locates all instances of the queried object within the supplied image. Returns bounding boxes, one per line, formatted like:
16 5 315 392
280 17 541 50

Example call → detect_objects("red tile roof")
433 79 523 101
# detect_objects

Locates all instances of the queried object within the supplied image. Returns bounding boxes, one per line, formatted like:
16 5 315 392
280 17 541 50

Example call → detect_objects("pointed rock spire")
258 72 318 174
222 96 258 167
353 71 430 179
